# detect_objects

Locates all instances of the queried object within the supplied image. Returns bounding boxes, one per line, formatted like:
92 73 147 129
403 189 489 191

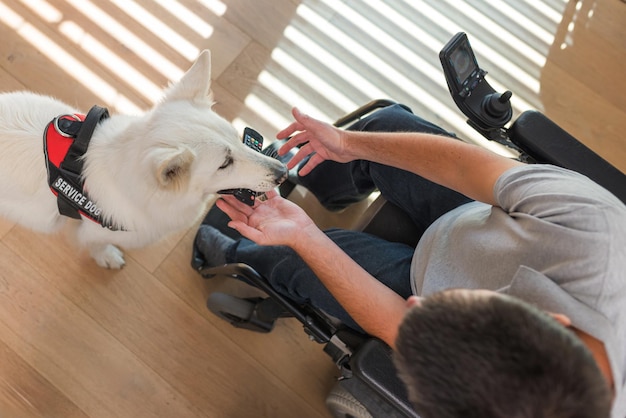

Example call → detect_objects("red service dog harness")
43 106 123 230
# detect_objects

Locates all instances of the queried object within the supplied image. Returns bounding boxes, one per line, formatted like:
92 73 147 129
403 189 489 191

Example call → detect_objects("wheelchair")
191 34 626 418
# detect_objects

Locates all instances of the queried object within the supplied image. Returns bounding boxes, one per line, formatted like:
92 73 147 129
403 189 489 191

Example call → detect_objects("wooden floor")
0 0 624 417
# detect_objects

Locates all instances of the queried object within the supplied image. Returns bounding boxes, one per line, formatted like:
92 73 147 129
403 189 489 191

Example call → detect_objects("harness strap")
45 106 124 231
61 105 109 177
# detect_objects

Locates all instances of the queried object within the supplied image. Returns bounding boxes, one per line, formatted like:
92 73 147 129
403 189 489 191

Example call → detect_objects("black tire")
326 382 373 418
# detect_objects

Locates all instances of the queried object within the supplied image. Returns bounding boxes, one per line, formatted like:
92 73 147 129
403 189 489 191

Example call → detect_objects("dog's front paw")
91 244 126 269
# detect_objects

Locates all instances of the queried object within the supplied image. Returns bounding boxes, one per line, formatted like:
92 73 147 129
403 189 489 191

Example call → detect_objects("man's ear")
547 312 572 327
161 50 213 103
153 146 196 190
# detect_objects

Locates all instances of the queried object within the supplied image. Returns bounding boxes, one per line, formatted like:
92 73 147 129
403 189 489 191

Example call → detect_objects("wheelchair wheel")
206 292 275 333
326 382 373 418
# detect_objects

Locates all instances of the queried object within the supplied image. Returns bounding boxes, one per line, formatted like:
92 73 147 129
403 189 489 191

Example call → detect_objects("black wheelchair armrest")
333 99 399 128
509 111 626 203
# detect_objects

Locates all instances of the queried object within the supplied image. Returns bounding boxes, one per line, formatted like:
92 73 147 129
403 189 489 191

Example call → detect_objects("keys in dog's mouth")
217 189 264 206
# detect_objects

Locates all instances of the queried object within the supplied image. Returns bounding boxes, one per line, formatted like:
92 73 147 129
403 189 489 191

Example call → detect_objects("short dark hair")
393 290 611 418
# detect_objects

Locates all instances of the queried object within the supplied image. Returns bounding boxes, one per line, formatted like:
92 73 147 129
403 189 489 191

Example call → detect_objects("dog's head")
143 50 287 199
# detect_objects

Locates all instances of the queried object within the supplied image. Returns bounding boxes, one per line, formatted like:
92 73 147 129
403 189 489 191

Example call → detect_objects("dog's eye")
218 156 233 170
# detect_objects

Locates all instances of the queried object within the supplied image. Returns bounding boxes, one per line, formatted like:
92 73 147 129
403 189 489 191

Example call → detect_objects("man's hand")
216 190 318 248
276 107 353 176
278 106 523 205
219 186 408 348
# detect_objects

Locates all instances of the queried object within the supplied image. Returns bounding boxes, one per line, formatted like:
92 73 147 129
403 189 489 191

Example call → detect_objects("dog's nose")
274 164 288 185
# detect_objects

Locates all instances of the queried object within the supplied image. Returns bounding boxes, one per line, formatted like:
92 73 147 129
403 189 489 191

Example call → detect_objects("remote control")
232 127 264 206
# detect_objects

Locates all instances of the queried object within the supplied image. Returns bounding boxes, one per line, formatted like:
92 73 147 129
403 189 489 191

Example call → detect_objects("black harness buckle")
53 114 82 137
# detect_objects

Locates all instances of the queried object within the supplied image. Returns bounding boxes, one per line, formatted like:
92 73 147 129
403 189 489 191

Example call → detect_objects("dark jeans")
219 104 472 331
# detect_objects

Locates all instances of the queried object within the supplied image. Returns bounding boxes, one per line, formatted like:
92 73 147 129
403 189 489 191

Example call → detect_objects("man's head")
393 289 611 418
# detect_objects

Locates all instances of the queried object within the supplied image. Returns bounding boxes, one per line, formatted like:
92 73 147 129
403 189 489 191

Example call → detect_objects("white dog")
0 50 287 268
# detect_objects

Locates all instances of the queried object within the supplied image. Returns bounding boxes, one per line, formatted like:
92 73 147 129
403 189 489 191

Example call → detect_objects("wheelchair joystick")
482 90 512 125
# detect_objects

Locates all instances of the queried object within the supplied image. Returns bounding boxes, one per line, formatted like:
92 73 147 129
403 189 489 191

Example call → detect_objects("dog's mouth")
217 188 245 195
217 188 267 206
217 188 265 198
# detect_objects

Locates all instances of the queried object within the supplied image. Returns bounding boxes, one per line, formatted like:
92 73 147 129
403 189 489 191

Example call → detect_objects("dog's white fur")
0 50 286 268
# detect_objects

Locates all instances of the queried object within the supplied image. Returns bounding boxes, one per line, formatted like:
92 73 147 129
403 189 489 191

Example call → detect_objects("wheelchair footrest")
206 293 276 333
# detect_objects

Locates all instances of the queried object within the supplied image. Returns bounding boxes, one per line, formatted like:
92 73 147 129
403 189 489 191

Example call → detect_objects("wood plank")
537 0 626 173
545 0 626 111
0 241 204 418
0 218 14 240
0 68 25 92
0 1 151 112
218 0 301 52
0 0 624 416
132 0 253 79
126 225 190 274
154 225 337 417
540 63 626 173
0 337 88 418
1 227 328 417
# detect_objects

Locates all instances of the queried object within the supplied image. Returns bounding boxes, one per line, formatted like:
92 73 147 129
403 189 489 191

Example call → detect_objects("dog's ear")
161 50 214 103
153 146 196 190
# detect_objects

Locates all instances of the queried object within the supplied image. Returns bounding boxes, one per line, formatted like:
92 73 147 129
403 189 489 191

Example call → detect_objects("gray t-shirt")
411 164 626 418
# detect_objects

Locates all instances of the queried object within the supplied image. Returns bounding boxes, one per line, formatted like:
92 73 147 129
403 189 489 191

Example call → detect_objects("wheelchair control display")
440 32 513 139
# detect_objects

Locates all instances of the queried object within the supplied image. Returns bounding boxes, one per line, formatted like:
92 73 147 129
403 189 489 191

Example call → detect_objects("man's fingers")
264 189 279 200
276 108 307 140
215 196 251 223
227 221 262 242
285 145 313 170
291 107 308 124
276 120 301 140
296 153 324 176
278 130 309 156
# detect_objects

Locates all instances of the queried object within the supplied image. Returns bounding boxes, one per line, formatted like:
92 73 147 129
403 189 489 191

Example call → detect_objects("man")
196 104 624 417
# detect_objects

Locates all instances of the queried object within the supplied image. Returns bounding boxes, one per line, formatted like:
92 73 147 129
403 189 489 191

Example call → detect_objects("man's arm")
346 131 522 205
217 193 407 348
279 108 523 205
291 225 407 348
